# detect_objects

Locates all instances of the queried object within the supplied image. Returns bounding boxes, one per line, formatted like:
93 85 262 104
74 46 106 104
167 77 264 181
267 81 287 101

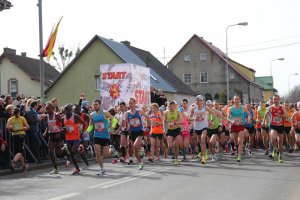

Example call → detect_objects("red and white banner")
99 63 150 110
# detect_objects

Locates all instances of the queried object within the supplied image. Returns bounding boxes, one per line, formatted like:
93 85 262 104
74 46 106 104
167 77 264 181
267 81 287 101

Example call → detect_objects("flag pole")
38 0 44 101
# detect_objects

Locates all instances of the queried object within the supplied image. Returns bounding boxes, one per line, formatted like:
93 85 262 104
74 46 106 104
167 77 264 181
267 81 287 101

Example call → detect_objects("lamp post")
0 0 12 12
289 73 298 99
226 22 248 103
270 58 284 97
37 0 44 101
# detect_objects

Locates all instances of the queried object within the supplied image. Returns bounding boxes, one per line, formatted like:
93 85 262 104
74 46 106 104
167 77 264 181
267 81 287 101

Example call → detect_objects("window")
200 52 207 61
95 76 100 90
8 79 18 93
184 54 191 62
183 73 192 83
200 72 208 83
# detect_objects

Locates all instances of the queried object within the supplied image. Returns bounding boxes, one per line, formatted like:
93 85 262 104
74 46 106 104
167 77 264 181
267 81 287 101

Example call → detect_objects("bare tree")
52 45 80 72
282 85 300 103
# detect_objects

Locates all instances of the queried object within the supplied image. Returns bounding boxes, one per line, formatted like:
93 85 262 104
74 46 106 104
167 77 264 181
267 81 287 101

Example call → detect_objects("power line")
229 41 300 54
230 34 300 49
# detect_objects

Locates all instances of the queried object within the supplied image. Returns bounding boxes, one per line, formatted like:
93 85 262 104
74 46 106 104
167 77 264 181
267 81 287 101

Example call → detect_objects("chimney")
3 48 16 55
21 52 26 57
121 40 131 46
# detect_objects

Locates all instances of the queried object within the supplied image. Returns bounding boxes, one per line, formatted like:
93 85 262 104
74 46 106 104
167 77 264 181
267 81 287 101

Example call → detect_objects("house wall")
168 37 252 101
0 58 45 97
229 60 255 82
45 39 125 106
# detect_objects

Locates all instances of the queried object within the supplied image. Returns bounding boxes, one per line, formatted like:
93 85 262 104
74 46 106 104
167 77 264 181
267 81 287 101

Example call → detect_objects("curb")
0 158 96 177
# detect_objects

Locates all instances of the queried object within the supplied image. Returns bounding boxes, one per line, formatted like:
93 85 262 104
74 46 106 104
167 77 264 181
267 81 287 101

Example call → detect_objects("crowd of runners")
4 92 300 175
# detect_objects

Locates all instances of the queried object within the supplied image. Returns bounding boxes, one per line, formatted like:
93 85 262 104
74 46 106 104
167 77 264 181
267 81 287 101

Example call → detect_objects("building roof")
45 35 179 94
0 49 60 86
168 34 262 88
255 76 273 90
127 45 195 95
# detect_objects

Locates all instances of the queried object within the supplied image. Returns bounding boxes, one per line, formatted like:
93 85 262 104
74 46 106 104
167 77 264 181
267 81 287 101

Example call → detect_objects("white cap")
196 95 204 101
206 100 213 105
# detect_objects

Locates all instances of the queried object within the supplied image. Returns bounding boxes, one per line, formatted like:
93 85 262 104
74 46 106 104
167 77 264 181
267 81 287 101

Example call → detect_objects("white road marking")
88 168 170 189
47 192 81 200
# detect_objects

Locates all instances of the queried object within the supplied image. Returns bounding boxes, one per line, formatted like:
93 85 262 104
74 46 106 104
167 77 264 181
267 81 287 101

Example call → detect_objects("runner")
148 103 164 162
123 98 149 170
178 106 190 161
244 103 256 156
44 103 63 174
291 102 300 149
190 95 215 164
208 100 227 162
263 94 288 163
117 102 133 164
61 104 89 175
89 99 114 175
256 101 270 155
6 107 30 172
165 100 183 165
283 101 295 153
227 95 250 162
74 104 90 169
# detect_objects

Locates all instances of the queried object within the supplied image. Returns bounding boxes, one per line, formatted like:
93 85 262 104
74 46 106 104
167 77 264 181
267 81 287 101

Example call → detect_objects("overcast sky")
1 0 300 96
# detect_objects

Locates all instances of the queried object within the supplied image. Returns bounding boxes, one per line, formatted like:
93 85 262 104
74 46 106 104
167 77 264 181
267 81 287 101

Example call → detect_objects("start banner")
99 63 150 110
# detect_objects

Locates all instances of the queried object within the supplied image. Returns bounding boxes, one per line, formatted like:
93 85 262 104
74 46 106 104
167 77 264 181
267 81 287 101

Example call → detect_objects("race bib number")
49 125 60 133
12 123 20 131
234 117 242 125
182 126 186 131
169 122 175 129
94 122 105 132
195 114 204 122
130 118 141 127
65 125 74 133
151 121 158 127
78 124 83 132
274 117 281 122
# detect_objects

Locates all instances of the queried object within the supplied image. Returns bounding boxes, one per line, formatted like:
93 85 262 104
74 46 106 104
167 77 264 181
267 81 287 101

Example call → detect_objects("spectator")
4 95 13 108
51 98 59 113
19 98 28 116
0 136 9 169
156 89 167 107
6 105 14 118
150 85 157 103
25 101 41 163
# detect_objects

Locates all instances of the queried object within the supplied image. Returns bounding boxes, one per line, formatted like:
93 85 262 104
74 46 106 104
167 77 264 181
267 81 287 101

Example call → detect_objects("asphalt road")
1 150 300 200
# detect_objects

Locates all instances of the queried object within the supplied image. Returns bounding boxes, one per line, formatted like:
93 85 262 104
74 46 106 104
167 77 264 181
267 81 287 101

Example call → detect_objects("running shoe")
289 148 293 153
154 157 160 161
98 168 105 175
120 158 126 163
248 150 252 157
82 164 89 170
50 168 59 174
112 158 117 164
231 149 235 155
148 158 154 163
200 157 206 165
174 159 179 165
278 156 283 163
129 158 134 165
264 150 269 156
211 155 216 163
197 152 201 158
182 157 187 162
72 168 80 175
217 154 223 161
138 163 144 170
272 150 277 158
269 152 273 159
237 155 241 162
65 160 71 167
22 164 29 172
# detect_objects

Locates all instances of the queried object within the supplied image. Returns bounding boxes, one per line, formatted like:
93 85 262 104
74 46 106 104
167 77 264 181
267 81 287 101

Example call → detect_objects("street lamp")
226 22 248 103
0 0 12 12
270 58 284 96
289 73 298 99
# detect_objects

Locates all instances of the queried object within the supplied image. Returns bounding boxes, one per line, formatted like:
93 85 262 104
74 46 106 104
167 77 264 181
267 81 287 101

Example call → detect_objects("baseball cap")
196 95 204 101
206 100 213 105
81 100 89 107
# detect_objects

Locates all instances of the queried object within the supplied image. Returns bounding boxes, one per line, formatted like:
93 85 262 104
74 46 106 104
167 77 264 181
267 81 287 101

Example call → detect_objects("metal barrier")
0 117 51 169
